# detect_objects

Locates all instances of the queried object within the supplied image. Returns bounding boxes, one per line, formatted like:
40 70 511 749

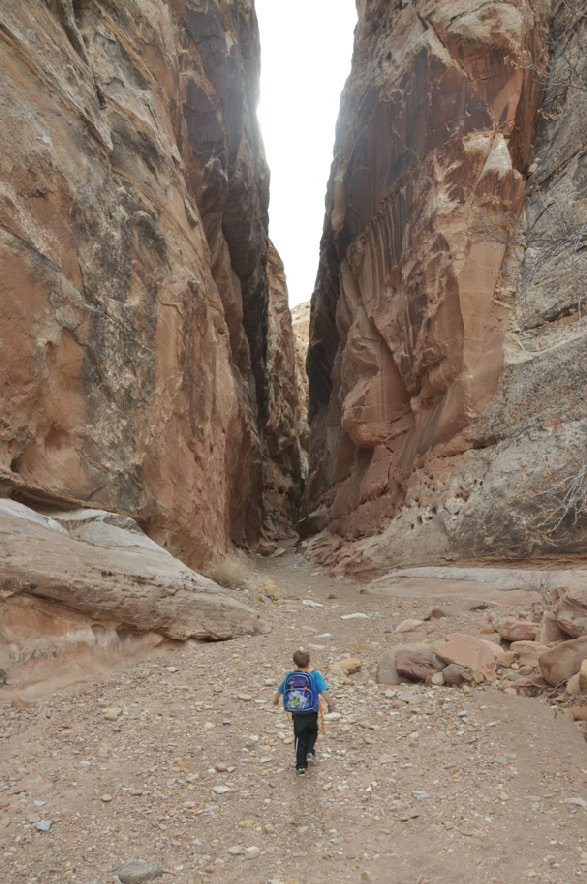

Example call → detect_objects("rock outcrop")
0 0 303 570
0 500 267 688
305 0 586 571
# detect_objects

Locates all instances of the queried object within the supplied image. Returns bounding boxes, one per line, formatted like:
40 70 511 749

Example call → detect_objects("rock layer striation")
306 0 586 571
0 0 304 569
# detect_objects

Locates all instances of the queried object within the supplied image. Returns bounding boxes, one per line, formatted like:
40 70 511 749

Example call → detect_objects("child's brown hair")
293 647 310 668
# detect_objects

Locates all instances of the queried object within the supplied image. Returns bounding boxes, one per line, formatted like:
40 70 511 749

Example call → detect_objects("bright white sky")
255 0 357 307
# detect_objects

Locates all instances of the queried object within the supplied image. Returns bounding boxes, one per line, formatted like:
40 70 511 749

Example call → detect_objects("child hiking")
273 647 335 775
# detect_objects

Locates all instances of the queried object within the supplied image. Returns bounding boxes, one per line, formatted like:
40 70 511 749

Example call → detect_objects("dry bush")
203 549 252 590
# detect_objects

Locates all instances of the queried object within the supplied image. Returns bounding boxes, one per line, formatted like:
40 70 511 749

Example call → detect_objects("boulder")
434 633 501 681
539 637 587 685
579 659 587 693
556 588 587 638
376 651 403 686
509 641 549 669
0 502 268 681
536 610 568 645
395 650 435 682
495 618 539 642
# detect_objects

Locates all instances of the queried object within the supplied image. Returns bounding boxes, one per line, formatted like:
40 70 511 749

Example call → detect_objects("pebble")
115 859 164 883
245 846 261 859
34 820 52 832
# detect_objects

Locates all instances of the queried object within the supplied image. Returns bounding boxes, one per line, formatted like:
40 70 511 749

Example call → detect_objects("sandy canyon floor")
1 546 586 884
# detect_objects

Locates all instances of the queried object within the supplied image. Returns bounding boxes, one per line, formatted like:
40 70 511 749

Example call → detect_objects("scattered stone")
10 697 28 709
101 794 113 803
571 707 587 721
579 659 587 692
302 599 323 607
496 651 516 668
115 859 164 883
215 762 227 772
395 618 425 633
34 820 52 832
245 846 261 859
103 707 123 721
330 657 362 676
563 797 587 809
567 672 581 695
376 650 402 686
341 613 369 620
441 663 471 686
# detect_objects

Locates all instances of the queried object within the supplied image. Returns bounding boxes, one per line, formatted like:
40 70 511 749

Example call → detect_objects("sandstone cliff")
306 0 586 571
0 0 303 569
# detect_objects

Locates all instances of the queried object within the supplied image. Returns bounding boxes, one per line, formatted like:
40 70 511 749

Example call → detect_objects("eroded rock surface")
0 0 302 569
0 500 267 688
305 0 586 571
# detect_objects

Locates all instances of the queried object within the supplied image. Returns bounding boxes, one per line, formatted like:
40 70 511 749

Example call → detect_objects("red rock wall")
0 0 303 568
306 0 586 571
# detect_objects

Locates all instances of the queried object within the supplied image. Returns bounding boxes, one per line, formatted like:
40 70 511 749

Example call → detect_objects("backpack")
282 669 318 714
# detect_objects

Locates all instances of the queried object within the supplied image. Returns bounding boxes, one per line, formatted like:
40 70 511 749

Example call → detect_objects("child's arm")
272 689 281 706
320 689 335 711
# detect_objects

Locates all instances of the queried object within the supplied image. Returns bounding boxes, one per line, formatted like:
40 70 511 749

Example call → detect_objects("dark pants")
292 711 318 770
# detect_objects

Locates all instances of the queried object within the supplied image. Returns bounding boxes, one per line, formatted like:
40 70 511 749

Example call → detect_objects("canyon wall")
0 0 304 569
306 0 586 572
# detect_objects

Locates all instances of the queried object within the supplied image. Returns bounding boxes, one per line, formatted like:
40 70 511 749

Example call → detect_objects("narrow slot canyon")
0 2 586 879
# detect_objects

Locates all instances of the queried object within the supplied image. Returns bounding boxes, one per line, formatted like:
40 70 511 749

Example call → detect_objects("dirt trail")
1 546 586 883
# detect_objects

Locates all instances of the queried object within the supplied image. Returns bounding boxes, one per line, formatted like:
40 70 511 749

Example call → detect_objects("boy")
273 647 335 775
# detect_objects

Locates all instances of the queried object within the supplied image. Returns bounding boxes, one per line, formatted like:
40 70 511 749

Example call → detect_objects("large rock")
495 618 539 642
0 501 268 678
304 0 586 572
394 649 435 682
510 640 549 670
539 637 587 686
434 633 501 681
536 610 568 645
0 0 303 570
555 588 587 638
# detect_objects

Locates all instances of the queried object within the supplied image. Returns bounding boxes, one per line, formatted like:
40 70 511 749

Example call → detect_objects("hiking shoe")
297 767 307 776
306 752 316 765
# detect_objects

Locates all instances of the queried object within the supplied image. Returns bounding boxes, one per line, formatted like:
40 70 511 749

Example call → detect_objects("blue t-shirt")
278 668 328 694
